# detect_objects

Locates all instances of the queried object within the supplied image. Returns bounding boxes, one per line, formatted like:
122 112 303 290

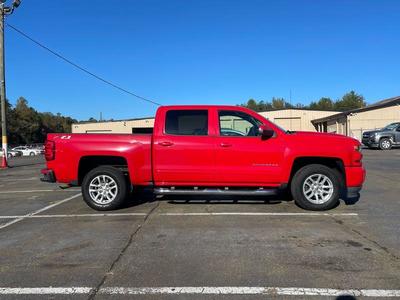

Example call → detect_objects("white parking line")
0 193 81 230
1 177 39 182
0 287 398 297
0 287 91 295
0 189 80 194
0 213 148 219
160 212 358 216
0 212 357 219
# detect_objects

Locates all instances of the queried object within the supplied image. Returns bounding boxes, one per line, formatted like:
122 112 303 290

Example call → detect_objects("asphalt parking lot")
0 151 399 299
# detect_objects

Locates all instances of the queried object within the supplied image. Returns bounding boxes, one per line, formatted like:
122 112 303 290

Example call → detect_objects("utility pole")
0 0 21 168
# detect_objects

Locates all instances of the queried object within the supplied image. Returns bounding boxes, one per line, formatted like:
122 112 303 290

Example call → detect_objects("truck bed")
46 133 153 185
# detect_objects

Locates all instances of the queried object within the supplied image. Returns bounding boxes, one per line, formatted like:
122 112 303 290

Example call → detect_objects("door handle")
159 141 174 147
220 142 232 147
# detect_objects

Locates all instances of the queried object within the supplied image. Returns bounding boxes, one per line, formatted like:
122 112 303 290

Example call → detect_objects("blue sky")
5 0 400 120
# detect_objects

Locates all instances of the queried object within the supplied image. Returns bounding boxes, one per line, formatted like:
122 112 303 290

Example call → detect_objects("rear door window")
165 110 208 136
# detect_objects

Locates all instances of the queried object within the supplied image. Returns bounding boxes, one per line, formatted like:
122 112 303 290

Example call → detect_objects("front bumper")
40 168 56 183
345 166 366 187
346 186 362 198
344 165 365 199
362 137 378 147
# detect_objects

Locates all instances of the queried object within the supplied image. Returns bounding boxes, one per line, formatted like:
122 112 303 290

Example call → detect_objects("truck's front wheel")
291 164 340 211
82 166 128 211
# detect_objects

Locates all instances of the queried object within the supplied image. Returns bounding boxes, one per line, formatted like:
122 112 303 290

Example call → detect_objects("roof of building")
311 96 400 124
258 107 341 113
74 116 155 125
73 106 341 126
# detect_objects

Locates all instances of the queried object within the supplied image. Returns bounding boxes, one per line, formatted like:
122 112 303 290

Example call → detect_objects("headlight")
354 145 361 152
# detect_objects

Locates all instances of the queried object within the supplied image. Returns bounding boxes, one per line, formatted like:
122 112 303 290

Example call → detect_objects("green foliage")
1 97 77 145
240 97 293 112
309 97 334 110
334 91 366 111
240 91 366 112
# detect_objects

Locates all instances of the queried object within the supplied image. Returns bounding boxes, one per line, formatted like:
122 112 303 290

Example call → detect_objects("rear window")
165 110 208 136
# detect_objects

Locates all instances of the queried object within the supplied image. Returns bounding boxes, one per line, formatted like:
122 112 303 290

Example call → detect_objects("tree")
13 97 41 144
0 97 77 145
244 99 258 111
334 91 366 111
240 97 292 112
271 97 293 109
309 97 334 110
238 91 367 112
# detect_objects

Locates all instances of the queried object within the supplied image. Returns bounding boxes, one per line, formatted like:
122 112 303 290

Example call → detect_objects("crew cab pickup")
41 105 365 211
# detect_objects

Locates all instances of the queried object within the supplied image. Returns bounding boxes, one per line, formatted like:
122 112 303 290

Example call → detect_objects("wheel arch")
289 156 345 184
378 134 394 141
78 155 129 185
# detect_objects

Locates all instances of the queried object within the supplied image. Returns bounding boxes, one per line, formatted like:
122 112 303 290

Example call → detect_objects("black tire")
82 166 128 211
290 164 341 211
29 152 35 156
379 138 392 150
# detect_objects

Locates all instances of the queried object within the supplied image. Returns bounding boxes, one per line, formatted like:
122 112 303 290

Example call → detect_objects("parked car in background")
362 122 400 150
0 148 22 158
27 144 44 150
11 146 43 156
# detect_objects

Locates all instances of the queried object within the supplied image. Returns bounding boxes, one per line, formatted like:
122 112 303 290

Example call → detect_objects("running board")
154 187 278 196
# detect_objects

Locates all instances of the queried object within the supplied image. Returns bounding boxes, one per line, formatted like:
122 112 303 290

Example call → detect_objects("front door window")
219 110 261 137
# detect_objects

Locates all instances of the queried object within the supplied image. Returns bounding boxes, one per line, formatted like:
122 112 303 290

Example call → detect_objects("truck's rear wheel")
291 164 340 211
82 166 128 211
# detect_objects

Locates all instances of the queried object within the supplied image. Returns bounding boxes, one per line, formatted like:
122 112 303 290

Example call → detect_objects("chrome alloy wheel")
89 175 118 204
381 139 391 149
302 174 334 204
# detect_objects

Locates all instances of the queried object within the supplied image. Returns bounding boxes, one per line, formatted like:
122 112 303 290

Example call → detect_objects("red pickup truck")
41 105 365 211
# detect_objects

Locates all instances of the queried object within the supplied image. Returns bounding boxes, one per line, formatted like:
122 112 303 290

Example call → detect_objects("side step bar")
154 187 278 196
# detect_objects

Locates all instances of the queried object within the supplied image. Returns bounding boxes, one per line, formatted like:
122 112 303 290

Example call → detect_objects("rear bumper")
40 168 56 183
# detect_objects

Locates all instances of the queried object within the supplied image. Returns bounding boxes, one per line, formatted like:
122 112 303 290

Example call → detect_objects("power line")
6 23 161 106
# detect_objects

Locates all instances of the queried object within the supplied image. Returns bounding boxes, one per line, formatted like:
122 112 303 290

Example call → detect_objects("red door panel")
213 109 285 185
152 108 216 185
214 136 285 185
153 136 215 184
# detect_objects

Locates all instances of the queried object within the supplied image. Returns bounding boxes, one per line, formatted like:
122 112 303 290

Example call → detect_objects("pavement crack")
331 216 400 262
87 201 160 300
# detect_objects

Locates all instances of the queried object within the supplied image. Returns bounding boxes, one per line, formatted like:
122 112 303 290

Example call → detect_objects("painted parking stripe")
0 177 39 182
0 287 91 295
0 193 81 230
0 212 357 219
0 287 399 297
160 212 358 216
0 213 148 219
0 189 80 194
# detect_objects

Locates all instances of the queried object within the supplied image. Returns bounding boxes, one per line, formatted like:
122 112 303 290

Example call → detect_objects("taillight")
44 140 55 161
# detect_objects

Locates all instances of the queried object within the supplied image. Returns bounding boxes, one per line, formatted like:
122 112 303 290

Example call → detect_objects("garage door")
273 117 301 131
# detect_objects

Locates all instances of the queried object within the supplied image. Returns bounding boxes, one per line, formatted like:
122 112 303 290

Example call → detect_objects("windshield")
382 123 399 131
